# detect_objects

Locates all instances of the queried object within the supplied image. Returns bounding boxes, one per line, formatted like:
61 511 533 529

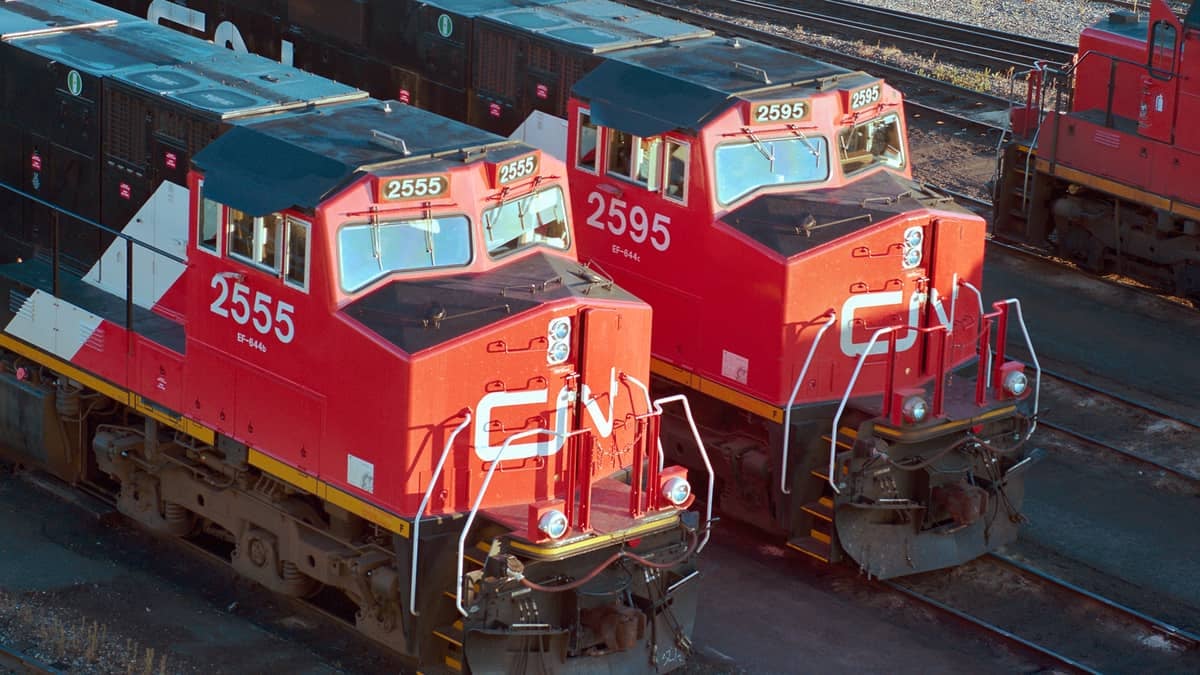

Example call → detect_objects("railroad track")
1035 369 1200 483
0 643 56 675
622 0 1015 125
685 0 1076 72
885 553 1200 673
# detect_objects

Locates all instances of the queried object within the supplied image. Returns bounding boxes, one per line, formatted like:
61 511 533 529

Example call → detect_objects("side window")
606 129 633 178
633 137 662 189
577 111 599 174
664 140 689 204
228 208 283 272
197 188 222 254
285 217 310 291
1150 21 1177 77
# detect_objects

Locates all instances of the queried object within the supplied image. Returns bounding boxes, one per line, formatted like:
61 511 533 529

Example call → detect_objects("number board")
493 152 540 187
748 99 811 125
377 174 450 202
848 84 882 111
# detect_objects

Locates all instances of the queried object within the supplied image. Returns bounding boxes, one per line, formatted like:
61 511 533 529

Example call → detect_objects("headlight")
548 317 571 341
547 340 570 365
903 226 924 249
901 395 929 424
902 225 923 269
547 317 571 365
1003 370 1029 397
538 509 569 539
661 477 692 507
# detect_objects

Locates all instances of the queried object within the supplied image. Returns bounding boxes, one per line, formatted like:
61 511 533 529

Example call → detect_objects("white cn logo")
473 369 619 462
839 289 953 358
147 1 294 64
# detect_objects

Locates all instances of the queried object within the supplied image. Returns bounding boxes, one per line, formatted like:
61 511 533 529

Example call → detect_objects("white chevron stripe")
83 180 188 310
5 289 104 362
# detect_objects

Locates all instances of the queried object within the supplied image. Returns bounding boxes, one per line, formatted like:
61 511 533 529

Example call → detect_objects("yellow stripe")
1036 158 1200 219
873 405 1017 441
0 333 129 404
0 334 212 444
247 449 412 538
651 357 784 422
507 513 679 559
810 529 831 544
444 656 462 671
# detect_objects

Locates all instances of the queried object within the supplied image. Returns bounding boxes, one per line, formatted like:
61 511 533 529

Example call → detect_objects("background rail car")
0 1 708 673
996 0 1200 300
102 0 1041 578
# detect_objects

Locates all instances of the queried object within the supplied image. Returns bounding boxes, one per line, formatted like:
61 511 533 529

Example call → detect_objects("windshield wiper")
787 126 821 158
369 213 383 271
743 128 776 172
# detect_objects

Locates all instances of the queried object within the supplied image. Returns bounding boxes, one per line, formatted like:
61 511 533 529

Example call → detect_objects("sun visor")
573 60 733 136
192 127 355 216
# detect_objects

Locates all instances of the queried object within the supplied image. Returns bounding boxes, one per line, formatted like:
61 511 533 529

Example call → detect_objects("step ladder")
786 426 856 564
429 539 492 673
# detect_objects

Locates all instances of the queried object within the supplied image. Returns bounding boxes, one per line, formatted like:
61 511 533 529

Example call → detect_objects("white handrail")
456 427 587 617
647 392 715 553
409 410 471 617
958 281 992 387
622 374 664 470
829 327 900 493
781 311 837 494
986 297 1042 438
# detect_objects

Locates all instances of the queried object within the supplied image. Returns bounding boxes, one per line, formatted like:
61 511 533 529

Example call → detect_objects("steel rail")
881 580 1100 674
988 552 1200 648
0 643 58 674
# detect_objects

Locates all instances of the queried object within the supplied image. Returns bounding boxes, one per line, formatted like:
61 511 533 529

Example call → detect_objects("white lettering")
839 290 920 357
473 370 622 462
147 0 205 32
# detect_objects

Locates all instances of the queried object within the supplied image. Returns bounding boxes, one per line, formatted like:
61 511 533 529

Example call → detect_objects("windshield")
339 214 472 292
482 186 570 257
715 136 830 205
838 113 905 175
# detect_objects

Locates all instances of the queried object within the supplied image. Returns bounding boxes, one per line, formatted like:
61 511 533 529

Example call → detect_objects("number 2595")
585 191 670 252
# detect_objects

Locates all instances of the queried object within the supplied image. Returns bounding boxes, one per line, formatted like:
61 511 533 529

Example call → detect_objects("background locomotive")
0 1 709 672
996 0 1200 300
103 0 1040 578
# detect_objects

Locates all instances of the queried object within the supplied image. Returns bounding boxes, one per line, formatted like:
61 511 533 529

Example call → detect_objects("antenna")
370 129 410 156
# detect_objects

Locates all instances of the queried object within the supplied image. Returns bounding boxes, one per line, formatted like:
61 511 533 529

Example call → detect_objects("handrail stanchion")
780 311 837 494
830 327 899 493
647 393 715 553
409 409 471 617
456 427 586 617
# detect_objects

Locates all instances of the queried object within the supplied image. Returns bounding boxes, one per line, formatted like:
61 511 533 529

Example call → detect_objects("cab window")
577 111 599 173
664 140 689 203
483 186 569 258
715 136 831 205
606 130 662 189
1150 21 1177 76
229 209 282 272
197 186 222 255
607 129 633 177
285 217 310 290
838 113 905 175
338 214 472 292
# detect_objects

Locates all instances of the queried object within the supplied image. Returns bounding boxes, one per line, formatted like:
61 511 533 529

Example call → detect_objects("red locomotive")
997 0 1200 299
0 1 707 672
102 0 1040 578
